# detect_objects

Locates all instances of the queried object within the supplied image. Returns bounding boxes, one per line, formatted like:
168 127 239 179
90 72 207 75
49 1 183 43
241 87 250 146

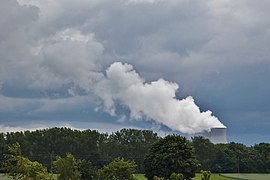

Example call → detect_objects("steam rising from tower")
95 62 226 134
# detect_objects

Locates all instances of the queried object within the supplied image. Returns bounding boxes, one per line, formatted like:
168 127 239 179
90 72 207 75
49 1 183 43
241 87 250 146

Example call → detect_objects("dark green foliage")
192 137 263 173
4 128 107 171
192 136 216 171
254 143 270 172
1 128 270 176
153 176 164 180
53 153 81 180
78 159 97 180
96 157 136 180
1 128 158 173
0 133 7 173
210 142 260 173
2 143 53 180
201 170 211 180
100 128 160 172
170 172 184 180
144 135 200 180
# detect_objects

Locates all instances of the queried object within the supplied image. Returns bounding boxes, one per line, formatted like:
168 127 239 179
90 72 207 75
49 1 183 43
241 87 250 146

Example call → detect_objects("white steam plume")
95 62 225 134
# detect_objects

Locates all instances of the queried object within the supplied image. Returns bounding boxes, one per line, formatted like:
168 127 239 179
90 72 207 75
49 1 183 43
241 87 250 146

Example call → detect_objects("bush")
153 176 164 180
96 157 136 180
170 173 184 180
201 170 211 180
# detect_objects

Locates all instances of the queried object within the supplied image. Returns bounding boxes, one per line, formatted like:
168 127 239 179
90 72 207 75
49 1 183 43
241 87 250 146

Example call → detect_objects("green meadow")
2 173 270 179
134 173 270 180
0 174 58 180
220 173 270 180
134 173 234 180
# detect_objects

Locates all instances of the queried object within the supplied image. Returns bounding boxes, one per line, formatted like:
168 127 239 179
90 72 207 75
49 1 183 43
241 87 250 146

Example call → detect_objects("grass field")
220 173 270 180
134 173 270 180
2 173 270 179
193 174 235 180
134 173 236 180
0 174 58 180
193 173 270 180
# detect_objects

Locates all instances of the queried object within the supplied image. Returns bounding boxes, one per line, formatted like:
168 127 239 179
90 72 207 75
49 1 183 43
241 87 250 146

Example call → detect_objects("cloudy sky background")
1 0 270 145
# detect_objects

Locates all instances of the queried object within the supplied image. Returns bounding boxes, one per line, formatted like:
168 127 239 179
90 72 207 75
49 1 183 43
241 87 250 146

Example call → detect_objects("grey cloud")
1 0 270 143
2 0 270 92
14 0 270 78
1 0 105 94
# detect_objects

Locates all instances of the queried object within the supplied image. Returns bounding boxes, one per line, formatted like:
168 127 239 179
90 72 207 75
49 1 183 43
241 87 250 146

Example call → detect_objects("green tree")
211 144 236 173
53 153 81 180
101 129 159 172
192 136 215 171
2 128 158 172
2 142 52 180
96 157 136 180
254 143 270 172
211 142 259 173
144 135 199 180
78 159 97 180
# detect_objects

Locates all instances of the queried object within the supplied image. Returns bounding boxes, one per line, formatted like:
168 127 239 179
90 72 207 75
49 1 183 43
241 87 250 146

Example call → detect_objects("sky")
1 0 270 145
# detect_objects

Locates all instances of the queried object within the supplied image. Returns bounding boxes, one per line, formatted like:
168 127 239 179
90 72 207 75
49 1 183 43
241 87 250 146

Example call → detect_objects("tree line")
0 127 270 176
192 136 270 173
0 128 159 174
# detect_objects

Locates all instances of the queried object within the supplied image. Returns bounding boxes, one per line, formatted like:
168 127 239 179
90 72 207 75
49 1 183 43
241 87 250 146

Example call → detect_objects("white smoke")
95 62 225 134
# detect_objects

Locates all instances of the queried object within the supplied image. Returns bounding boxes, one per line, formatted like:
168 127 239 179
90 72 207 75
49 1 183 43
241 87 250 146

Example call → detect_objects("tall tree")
192 136 215 171
53 153 81 180
78 159 97 180
101 128 159 172
254 143 270 172
144 135 199 180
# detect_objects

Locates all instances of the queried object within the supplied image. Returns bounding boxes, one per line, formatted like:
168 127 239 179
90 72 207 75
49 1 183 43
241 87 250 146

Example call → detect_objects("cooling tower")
209 127 227 144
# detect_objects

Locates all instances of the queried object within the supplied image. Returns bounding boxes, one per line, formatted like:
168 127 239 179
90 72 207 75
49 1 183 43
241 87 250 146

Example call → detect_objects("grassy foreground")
135 173 235 180
220 173 270 180
134 174 237 180
135 173 270 180
0 174 58 180
193 174 235 180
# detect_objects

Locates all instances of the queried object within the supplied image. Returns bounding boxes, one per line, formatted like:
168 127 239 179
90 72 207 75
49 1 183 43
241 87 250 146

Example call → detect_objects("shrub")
201 170 211 180
96 157 136 180
153 176 164 180
170 172 184 180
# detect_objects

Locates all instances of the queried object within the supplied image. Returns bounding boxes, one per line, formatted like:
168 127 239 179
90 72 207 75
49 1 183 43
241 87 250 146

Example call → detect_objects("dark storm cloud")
1 0 270 144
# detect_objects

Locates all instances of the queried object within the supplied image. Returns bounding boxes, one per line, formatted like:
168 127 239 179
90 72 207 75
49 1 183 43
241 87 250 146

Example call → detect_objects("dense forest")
0 128 270 174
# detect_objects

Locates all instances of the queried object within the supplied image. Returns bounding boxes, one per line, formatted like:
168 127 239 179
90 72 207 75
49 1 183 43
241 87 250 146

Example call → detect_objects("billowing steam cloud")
95 62 225 134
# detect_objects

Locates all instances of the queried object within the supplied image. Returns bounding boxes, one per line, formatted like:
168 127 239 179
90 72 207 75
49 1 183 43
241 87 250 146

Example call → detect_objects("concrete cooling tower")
209 127 227 144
